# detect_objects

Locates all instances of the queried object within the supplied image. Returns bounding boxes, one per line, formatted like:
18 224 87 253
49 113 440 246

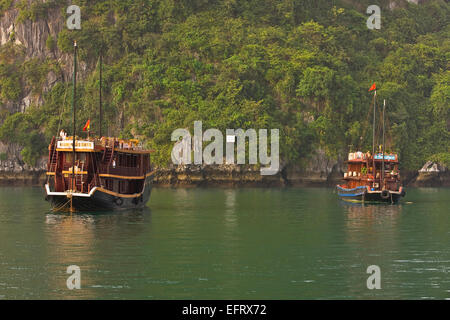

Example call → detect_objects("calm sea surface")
0 186 448 299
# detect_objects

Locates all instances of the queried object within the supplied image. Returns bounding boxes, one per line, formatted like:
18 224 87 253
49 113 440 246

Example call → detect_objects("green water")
0 186 448 300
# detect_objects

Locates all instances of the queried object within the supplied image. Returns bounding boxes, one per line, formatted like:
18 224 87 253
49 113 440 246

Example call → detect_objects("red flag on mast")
83 119 90 131
369 83 376 92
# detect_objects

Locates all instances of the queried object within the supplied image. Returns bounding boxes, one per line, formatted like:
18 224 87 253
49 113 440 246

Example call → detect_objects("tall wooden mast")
70 41 78 213
72 41 78 192
372 90 376 188
99 52 103 137
381 99 386 189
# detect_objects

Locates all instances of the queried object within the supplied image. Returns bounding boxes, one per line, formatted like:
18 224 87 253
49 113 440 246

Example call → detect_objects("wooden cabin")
45 135 154 211
343 151 401 191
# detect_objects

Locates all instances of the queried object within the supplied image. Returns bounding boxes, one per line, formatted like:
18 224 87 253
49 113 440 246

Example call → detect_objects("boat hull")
45 176 153 212
336 185 405 204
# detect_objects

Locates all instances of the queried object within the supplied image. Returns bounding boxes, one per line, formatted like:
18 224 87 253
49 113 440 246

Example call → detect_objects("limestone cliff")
0 0 84 172
1 1 68 112
0 0 439 186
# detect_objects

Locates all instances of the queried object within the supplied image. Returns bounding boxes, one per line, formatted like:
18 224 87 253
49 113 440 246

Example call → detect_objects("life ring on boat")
114 197 124 206
381 190 390 199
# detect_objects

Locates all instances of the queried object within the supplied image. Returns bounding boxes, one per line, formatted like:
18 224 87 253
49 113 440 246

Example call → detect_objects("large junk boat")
45 136 155 211
337 84 406 203
44 41 154 211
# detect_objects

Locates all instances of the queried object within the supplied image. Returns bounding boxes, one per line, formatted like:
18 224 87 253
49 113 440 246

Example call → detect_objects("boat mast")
72 41 78 192
381 99 386 189
372 90 376 188
99 51 102 137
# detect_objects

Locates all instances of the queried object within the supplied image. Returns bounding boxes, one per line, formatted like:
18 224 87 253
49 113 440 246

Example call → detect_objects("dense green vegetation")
0 0 448 169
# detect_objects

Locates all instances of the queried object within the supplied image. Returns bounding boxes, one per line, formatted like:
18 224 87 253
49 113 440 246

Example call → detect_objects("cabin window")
114 153 139 168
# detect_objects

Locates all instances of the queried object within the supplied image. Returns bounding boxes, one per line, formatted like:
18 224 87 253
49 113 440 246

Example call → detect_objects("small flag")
83 119 90 131
369 83 376 92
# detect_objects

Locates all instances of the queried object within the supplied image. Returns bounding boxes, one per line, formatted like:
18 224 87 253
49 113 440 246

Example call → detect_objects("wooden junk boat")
337 85 406 203
45 136 155 211
337 151 405 203
44 42 154 211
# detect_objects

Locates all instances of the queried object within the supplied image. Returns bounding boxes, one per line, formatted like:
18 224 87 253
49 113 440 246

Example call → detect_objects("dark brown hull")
45 176 152 212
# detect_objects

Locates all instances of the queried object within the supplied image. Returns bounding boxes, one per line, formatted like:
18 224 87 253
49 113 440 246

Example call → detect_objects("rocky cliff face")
153 148 345 187
0 158 46 185
0 1 89 170
0 0 438 187
1 1 345 185
154 164 286 187
0 2 67 112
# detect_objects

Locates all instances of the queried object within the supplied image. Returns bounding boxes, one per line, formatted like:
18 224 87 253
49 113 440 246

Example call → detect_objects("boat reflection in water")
340 200 404 254
44 208 150 299
339 201 405 297
341 201 403 229
341 199 404 247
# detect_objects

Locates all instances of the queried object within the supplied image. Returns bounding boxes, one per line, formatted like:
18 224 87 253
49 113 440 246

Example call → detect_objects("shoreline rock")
410 161 450 187
0 170 46 185
2 158 448 188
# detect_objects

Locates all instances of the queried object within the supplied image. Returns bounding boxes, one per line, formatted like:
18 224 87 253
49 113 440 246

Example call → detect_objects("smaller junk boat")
337 84 406 204
337 151 405 203
44 41 155 212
